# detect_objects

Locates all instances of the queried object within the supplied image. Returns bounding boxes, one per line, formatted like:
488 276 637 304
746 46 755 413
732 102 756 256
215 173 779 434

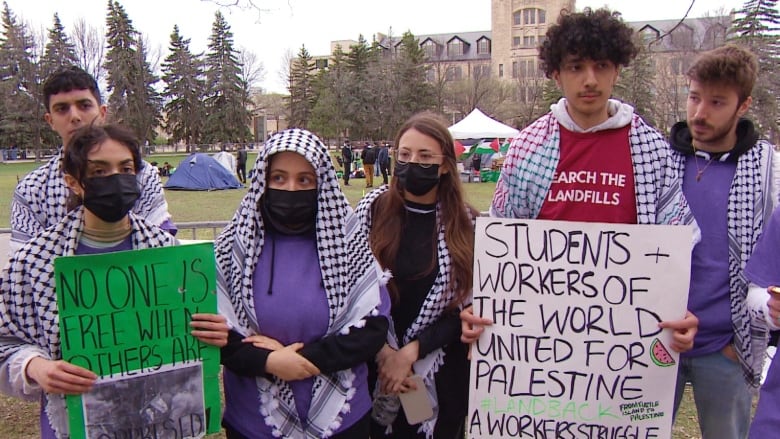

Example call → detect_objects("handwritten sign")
55 243 221 439
468 218 693 439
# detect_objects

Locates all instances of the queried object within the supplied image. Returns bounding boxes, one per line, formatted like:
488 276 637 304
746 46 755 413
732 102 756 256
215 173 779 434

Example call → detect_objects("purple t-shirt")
41 236 134 439
222 231 372 438
682 157 736 357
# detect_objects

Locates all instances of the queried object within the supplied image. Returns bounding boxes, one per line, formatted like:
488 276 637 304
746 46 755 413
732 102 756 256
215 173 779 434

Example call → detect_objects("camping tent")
448 108 520 140
212 151 237 174
164 153 243 190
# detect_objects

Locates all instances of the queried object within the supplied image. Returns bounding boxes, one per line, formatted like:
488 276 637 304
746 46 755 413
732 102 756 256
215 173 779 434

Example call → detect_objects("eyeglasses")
395 150 445 168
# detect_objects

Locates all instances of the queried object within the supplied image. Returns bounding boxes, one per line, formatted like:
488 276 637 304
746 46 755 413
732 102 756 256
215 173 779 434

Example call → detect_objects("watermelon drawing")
650 338 676 367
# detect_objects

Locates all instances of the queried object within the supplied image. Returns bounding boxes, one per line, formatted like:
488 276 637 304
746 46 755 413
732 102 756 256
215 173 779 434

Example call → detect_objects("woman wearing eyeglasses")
355 112 477 439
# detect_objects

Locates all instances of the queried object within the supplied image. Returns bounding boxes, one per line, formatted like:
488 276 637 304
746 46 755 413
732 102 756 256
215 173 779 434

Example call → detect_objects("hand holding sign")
26 357 97 395
658 310 698 353
189 313 229 347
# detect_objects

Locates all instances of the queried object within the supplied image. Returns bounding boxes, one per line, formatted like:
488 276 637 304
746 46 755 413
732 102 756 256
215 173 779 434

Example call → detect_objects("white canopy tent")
448 108 520 140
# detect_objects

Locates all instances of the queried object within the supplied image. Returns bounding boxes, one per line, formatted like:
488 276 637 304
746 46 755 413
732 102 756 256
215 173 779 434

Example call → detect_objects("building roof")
378 30 492 62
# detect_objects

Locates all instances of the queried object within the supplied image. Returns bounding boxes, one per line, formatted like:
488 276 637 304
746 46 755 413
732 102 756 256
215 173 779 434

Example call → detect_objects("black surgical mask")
261 188 318 235
394 162 440 196
82 173 140 223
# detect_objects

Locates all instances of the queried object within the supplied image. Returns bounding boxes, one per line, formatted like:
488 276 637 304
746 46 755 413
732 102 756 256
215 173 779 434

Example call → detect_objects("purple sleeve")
745 207 780 287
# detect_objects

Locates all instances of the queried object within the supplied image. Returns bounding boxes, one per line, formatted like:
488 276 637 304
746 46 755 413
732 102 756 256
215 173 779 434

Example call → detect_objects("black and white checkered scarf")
11 149 170 250
0 209 177 438
214 128 382 438
669 139 778 388
355 185 472 438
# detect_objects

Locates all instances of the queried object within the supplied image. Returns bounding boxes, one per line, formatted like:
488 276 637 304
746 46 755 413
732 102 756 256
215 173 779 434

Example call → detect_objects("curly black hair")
539 8 638 78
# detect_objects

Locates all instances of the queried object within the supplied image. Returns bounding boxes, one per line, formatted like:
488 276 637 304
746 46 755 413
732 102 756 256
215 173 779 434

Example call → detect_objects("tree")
0 1 41 151
103 0 160 144
309 44 351 139
72 18 105 83
41 13 78 78
161 25 206 147
614 35 657 127
287 44 315 128
730 0 780 142
203 11 252 143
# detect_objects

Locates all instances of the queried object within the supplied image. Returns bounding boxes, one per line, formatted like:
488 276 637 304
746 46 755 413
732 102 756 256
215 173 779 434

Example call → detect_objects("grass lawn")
0 156 711 438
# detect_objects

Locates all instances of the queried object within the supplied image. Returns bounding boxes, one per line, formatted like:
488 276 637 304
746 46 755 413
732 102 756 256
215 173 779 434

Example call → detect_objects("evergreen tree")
103 0 160 144
203 11 252 143
614 35 657 127
0 1 41 150
730 0 780 142
287 44 316 128
161 25 206 147
309 44 351 138
391 31 434 127
41 13 78 78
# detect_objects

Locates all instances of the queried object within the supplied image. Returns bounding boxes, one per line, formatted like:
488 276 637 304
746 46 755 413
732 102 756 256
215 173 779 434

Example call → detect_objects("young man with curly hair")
462 7 699 363
667 44 778 439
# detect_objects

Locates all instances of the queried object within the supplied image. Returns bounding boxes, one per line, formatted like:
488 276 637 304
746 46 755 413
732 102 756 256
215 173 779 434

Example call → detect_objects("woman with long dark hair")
356 112 477 438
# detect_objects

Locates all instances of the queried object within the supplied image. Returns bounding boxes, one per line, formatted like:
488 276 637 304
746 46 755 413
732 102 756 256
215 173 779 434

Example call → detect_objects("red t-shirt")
538 124 638 223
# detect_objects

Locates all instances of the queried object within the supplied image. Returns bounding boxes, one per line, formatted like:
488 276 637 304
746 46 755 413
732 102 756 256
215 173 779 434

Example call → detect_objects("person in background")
377 142 391 185
341 139 354 186
215 128 389 439
9 66 175 256
362 142 377 188
356 112 477 438
0 124 227 439
460 7 698 355
667 44 778 438
236 147 248 184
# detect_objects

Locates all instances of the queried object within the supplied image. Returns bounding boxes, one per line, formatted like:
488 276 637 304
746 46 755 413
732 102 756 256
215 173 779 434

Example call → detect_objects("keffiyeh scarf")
11 149 169 249
0 209 177 438
214 128 382 438
491 110 694 227
669 140 778 388
355 185 472 438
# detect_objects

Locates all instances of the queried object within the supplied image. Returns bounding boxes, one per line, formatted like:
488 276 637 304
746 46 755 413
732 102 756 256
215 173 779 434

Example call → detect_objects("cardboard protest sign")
468 218 693 439
55 242 220 439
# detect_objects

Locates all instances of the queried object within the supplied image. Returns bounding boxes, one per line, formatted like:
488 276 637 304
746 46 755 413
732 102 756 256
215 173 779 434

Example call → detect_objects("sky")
6 0 746 93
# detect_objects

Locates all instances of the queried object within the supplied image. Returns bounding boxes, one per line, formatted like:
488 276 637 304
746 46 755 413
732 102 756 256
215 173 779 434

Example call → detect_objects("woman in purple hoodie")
215 128 389 438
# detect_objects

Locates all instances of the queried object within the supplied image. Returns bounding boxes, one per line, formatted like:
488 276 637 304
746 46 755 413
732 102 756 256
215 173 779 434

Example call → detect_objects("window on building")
423 40 438 58
512 61 518 79
474 64 490 78
315 59 328 69
513 36 521 48
477 39 491 54
448 39 464 57
524 8 536 25
513 11 522 25
538 9 546 24
499 64 504 78
446 65 463 81
523 36 535 47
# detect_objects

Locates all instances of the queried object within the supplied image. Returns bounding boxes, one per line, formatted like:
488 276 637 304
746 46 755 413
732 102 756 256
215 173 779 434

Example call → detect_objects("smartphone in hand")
398 375 434 425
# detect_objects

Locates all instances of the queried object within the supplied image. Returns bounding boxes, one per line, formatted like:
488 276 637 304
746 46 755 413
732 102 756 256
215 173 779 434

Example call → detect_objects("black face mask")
261 188 318 235
82 174 140 223
394 162 440 196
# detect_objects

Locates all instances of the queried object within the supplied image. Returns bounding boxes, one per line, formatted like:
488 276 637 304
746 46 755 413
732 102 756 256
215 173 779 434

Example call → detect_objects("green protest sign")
55 242 220 439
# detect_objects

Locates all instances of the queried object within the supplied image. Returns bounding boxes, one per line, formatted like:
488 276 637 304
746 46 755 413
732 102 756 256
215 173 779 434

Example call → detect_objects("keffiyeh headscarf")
214 128 382 438
0 209 177 438
355 185 473 438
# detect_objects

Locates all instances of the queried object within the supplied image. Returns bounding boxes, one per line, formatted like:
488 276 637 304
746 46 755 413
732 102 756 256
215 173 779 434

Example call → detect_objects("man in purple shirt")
667 44 778 438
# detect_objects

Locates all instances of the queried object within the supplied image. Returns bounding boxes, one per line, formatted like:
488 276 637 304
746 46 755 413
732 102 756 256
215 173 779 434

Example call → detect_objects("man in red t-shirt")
462 8 698 355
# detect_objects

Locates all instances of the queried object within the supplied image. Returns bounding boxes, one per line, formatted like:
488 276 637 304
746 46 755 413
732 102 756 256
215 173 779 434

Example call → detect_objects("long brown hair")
370 111 477 308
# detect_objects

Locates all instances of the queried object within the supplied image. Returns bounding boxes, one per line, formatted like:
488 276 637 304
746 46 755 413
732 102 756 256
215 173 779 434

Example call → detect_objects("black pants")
237 162 247 183
224 411 370 439
344 162 352 184
380 163 389 185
